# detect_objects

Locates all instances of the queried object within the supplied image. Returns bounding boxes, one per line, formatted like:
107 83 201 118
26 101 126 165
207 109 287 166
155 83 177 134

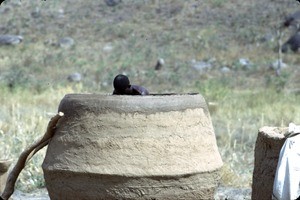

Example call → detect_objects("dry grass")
212 89 300 187
0 0 300 191
0 85 81 191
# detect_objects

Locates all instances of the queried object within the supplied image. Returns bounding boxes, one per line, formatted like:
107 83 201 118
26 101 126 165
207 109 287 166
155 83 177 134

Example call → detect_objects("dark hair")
113 74 130 91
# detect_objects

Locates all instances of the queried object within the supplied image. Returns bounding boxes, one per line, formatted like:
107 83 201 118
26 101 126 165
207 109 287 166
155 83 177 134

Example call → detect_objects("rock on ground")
11 189 49 200
214 187 251 200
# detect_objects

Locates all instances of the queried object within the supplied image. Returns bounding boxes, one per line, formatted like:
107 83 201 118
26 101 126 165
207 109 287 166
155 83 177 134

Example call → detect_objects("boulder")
104 0 122 7
58 37 74 48
67 72 82 82
283 10 300 28
282 33 300 53
0 35 23 45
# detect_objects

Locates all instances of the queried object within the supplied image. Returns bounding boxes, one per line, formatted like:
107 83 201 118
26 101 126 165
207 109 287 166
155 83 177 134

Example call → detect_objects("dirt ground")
10 187 251 200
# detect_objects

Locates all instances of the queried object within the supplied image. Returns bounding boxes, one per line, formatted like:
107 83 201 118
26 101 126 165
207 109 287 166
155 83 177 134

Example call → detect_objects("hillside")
0 0 299 92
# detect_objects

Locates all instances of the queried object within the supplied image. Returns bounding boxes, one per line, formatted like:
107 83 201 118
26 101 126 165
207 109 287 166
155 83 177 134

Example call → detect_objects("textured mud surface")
10 187 251 200
252 127 287 200
42 94 223 199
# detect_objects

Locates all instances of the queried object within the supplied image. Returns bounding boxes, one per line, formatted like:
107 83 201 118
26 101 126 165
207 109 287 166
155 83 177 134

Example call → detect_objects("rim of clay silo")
58 93 209 115
258 126 288 139
64 92 200 96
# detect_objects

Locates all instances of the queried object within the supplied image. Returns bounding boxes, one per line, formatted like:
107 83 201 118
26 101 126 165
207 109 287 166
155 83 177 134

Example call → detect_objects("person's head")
113 74 130 92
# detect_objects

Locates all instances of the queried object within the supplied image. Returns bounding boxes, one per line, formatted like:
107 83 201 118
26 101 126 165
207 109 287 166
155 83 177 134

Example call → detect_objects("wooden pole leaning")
0 112 64 200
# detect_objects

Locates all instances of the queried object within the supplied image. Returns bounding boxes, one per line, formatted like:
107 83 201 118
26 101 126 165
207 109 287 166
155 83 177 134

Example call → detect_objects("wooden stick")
276 27 283 76
0 112 64 200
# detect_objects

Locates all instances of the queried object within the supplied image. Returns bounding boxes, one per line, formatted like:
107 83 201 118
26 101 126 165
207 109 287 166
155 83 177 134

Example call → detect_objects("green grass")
0 0 300 192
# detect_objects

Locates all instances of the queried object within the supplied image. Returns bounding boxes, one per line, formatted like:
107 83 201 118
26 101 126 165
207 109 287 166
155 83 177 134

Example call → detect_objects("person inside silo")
112 74 149 95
